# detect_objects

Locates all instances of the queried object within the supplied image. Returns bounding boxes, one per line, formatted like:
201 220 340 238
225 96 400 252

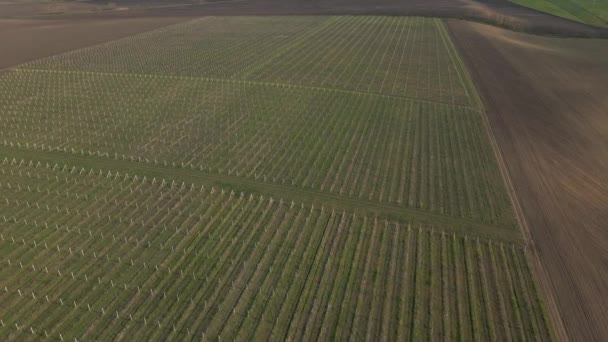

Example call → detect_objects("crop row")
21 16 324 81
21 16 474 105
0 70 513 226
0 158 551 341
246 17 475 105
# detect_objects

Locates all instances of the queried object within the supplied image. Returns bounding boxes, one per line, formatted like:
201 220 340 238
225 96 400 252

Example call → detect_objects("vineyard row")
0 158 551 341
0 70 514 227
21 16 474 105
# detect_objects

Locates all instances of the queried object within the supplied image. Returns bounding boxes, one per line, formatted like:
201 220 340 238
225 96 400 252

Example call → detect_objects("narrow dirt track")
447 19 608 341
0 145 524 243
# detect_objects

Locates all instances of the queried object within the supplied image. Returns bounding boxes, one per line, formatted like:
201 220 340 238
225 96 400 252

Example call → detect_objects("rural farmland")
512 0 608 27
0 2 606 341
1 17 514 227
0 157 551 340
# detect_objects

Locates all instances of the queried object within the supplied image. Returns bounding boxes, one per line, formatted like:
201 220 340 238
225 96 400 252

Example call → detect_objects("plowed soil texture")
0 16 191 69
447 19 608 342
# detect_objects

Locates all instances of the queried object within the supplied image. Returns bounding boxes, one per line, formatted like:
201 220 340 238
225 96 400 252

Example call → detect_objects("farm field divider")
0 148 522 242
0 157 550 341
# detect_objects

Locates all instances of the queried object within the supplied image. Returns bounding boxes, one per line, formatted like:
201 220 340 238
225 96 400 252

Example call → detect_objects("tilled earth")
0 17 192 69
448 19 608 342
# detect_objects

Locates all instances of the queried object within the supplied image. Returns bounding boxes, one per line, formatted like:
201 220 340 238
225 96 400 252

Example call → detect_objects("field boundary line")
436 19 483 110
476 103 567 342
10 68 480 111
443 22 568 342
0 145 522 243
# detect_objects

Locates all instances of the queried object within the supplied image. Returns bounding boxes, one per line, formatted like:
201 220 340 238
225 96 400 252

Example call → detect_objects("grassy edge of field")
442 18 564 341
510 0 607 28
0 145 522 243
512 0 581 23
435 19 483 111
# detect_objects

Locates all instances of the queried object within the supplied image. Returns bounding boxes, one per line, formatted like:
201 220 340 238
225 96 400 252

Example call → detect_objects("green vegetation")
3 16 511 227
0 69 512 227
513 0 608 27
0 16 553 340
24 16 478 105
0 158 551 340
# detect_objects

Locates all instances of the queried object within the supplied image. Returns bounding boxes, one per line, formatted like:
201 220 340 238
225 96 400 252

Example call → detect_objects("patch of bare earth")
0 16 192 69
447 19 608 341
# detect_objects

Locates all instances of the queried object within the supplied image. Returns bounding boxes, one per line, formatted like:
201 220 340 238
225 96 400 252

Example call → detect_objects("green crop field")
0 16 553 340
0 158 550 340
0 69 512 227
513 0 608 27
23 17 478 105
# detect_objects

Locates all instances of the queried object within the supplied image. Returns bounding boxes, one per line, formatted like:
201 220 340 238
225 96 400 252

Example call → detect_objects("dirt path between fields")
447 19 608 341
0 145 523 243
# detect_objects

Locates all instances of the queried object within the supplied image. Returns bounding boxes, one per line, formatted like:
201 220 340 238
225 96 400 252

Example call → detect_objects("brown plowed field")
0 16 191 69
447 19 608 341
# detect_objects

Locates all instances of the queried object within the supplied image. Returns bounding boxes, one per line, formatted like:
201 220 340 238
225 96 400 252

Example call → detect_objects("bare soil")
0 1 109 17
447 19 608 341
0 16 191 69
